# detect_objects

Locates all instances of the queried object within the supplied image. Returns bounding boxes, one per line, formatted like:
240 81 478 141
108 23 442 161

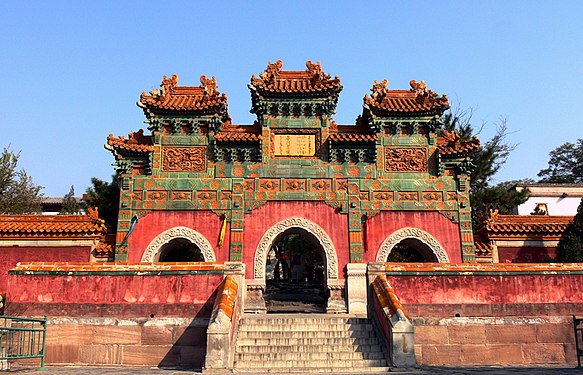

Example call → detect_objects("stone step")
233 366 393 373
234 359 388 369
236 337 380 347
238 323 374 332
241 317 370 324
236 350 386 361
240 314 369 325
236 342 383 353
234 314 389 372
238 329 376 339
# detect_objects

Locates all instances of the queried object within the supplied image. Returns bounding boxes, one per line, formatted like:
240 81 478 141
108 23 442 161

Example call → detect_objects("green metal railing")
0 315 47 370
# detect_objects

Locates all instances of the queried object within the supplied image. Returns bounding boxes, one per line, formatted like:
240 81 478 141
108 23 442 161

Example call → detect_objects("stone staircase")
233 314 391 373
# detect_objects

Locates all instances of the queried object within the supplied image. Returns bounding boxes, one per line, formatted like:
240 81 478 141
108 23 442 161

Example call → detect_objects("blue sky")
1 1 582 196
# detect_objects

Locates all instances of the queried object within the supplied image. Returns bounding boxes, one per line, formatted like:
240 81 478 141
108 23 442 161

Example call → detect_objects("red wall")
498 246 557 263
0 246 90 293
6 272 224 318
128 205 463 278
365 211 462 263
243 201 349 279
128 211 229 262
387 273 583 317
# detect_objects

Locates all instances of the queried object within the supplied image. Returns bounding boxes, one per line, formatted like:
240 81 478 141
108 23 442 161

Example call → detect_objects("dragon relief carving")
385 148 427 172
163 147 206 172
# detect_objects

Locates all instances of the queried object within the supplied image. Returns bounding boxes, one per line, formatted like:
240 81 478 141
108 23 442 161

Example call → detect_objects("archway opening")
158 238 204 262
387 238 439 262
264 228 326 313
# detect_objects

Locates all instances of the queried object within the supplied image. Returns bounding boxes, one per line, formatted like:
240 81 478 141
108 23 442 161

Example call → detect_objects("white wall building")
514 184 583 216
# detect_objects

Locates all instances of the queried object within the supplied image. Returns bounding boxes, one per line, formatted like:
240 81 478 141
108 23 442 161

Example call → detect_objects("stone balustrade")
368 265 416 367
204 263 245 372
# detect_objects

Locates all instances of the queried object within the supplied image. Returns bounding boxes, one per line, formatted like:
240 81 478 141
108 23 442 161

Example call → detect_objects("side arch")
254 217 339 280
376 227 450 263
141 226 216 262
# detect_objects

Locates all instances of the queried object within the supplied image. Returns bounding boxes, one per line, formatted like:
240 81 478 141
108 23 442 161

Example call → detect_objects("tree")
442 107 529 226
85 174 120 231
538 139 583 183
60 185 81 214
556 199 583 262
0 146 43 214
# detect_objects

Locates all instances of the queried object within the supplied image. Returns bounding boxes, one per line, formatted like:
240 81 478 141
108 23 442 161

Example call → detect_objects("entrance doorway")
264 229 326 313
387 238 439 262
158 238 204 262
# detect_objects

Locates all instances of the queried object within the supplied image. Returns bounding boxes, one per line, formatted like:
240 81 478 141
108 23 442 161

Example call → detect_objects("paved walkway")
3 365 583 374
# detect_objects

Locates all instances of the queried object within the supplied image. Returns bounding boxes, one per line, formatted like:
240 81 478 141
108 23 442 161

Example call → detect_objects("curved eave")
249 83 342 99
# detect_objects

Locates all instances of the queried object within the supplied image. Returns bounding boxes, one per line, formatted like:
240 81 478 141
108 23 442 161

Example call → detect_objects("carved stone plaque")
274 134 315 156
163 147 206 172
385 148 427 172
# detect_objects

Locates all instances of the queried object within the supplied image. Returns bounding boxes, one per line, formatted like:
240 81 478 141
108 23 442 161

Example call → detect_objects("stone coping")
383 262 583 275
9 261 226 276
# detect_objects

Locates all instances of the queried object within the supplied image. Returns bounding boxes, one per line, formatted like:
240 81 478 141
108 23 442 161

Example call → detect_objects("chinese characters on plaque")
273 134 316 156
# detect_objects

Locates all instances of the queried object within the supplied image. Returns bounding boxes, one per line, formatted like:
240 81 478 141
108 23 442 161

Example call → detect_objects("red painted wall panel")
498 246 557 263
243 201 349 279
6 272 224 317
0 246 90 293
126 206 462 279
365 211 462 263
127 211 229 262
386 273 583 317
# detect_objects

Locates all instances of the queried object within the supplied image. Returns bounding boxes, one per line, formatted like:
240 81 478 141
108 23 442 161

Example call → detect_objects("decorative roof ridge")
0 210 108 238
436 130 480 156
138 74 228 116
220 121 262 133
107 129 154 154
364 79 449 116
0 212 101 223
330 118 374 134
249 60 342 94
486 209 574 224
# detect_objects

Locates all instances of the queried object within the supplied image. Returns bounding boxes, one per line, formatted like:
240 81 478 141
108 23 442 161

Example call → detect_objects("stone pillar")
205 320 231 371
244 279 266 314
326 279 347 313
390 312 416 367
346 263 367 314
367 262 385 285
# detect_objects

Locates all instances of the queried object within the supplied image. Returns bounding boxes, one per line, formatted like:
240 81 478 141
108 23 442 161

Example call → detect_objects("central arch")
254 217 339 281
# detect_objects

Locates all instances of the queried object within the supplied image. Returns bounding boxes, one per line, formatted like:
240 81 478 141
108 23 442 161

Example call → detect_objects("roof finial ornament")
371 79 389 100
442 129 460 145
260 60 283 83
160 74 179 97
410 79 448 105
87 207 100 221
487 209 500 225
200 75 218 97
